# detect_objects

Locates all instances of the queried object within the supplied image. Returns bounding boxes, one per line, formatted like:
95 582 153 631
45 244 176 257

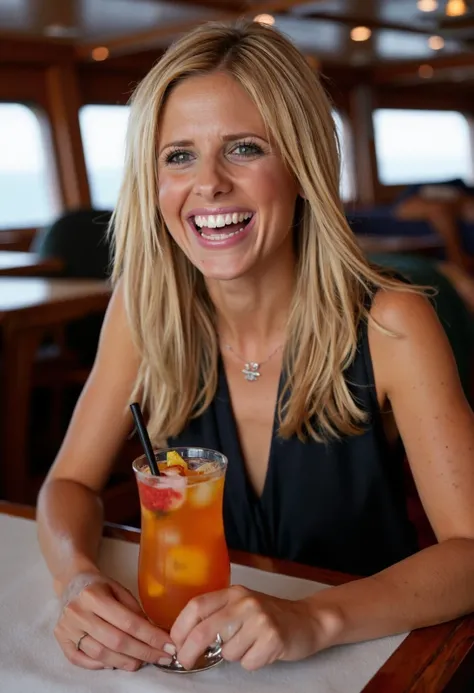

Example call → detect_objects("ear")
297 180 306 199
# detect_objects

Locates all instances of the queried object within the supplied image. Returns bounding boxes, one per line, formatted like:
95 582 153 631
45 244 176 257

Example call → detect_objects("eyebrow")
158 132 268 156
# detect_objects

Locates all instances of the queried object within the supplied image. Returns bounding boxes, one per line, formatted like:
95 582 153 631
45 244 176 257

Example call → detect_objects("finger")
108 581 144 615
170 589 231 646
176 612 243 670
80 588 172 651
81 613 170 664
240 629 284 671
220 622 256 663
62 640 110 670
77 633 142 672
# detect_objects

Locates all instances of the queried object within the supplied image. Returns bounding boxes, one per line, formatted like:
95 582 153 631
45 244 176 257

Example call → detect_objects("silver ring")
76 633 88 651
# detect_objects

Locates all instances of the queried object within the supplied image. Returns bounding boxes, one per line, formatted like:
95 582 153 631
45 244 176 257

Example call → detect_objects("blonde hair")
112 20 411 444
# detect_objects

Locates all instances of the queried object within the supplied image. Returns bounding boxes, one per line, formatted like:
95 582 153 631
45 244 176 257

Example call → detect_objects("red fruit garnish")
139 481 185 513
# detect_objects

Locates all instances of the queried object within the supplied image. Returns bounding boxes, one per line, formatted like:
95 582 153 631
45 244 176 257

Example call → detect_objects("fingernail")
157 656 173 666
163 643 176 656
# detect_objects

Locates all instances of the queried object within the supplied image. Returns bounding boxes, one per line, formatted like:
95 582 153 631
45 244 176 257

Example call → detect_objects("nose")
192 158 232 200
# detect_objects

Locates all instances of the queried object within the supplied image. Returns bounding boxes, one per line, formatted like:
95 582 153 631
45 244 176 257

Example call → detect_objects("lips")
187 211 256 249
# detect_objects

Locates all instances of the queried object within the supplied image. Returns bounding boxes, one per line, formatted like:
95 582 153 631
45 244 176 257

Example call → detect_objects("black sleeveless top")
169 320 419 577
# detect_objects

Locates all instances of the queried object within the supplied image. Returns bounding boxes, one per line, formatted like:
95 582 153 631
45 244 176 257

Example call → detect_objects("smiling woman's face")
157 71 300 281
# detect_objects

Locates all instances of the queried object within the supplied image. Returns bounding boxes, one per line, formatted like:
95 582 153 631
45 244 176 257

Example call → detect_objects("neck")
205 247 295 361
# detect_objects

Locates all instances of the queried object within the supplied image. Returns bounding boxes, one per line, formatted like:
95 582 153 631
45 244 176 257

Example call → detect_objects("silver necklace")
223 342 284 381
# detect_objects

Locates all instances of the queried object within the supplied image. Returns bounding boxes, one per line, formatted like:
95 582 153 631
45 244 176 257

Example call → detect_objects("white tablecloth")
0 514 407 692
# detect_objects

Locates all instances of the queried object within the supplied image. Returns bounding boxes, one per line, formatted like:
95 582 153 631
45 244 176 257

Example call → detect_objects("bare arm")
35 285 175 672
303 291 474 645
37 282 141 594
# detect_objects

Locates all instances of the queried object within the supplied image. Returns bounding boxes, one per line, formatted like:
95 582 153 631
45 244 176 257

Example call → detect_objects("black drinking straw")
130 402 160 476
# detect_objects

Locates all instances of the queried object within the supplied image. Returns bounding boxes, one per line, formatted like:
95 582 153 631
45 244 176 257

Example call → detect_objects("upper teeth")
194 212 252 229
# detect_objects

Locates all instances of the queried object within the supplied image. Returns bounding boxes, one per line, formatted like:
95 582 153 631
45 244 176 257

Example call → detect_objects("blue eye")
231 142 264 157
165 149 193 165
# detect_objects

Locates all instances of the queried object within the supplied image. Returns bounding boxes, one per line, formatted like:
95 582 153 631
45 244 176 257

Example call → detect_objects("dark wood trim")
374 53 474 86
363 617 474 692
0 228 38 252
77 67 141 106
75 14 233 60
297 10 447 37
0 66 49 105
374 86 474 113
0 37 75 66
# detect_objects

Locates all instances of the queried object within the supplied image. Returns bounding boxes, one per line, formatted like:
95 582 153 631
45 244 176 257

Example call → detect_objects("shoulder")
369 288 440 338
367 288 456 402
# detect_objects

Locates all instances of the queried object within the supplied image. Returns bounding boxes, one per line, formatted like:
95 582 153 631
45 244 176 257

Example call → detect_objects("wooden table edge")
1 501 472 692
0 255 64 277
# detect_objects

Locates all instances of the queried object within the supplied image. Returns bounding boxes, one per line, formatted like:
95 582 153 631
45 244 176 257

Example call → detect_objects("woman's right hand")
55 572 175 671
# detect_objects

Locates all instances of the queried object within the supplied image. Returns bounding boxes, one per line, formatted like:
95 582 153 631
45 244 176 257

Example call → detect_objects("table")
0 252 63 277
1 502 473 692
0 278 112 502
357 234 444 256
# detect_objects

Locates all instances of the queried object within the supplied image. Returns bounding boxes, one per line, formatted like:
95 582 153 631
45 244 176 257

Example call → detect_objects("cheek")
158 175 187 224
253 164 298 214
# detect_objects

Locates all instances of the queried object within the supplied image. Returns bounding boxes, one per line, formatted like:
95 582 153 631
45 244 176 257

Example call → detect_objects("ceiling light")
417 0 438 11
428 35 445 49
254 14 275 25
418 64 434 78
350 26 372 42
91 46 109 62
446 0 468 16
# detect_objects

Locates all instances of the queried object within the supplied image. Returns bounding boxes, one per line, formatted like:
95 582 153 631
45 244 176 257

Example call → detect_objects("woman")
37 20 474 674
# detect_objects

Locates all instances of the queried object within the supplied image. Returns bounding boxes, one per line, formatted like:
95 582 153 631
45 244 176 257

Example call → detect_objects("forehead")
158 71 267 142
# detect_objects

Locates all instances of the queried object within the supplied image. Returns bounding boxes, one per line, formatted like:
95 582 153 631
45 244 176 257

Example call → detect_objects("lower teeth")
200 227 245 240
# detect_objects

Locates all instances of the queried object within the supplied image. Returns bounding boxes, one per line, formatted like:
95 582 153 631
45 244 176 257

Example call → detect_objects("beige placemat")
0 514 407 692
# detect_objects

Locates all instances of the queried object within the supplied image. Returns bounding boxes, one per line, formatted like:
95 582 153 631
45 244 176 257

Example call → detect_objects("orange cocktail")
133 448 230 645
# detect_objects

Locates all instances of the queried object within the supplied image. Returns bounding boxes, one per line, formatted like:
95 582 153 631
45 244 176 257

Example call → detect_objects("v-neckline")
217 358 284 505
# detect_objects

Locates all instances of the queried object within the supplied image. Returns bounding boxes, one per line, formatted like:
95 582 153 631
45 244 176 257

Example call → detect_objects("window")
333 110 354 201
373 109 474 185
79 105 354 206
79 105 130 210
0 103 56 230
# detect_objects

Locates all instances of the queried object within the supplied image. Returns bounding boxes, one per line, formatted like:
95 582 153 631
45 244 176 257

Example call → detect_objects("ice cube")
165 546 209 586
189 479 217 508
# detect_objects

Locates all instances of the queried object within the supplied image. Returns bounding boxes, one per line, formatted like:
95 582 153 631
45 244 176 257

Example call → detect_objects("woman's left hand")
170 585 336 671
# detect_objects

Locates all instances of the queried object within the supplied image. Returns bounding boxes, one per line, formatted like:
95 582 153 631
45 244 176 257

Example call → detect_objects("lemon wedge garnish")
166 450 188 469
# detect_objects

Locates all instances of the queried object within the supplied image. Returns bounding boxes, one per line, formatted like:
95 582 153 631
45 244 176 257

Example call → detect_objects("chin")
197 257 252 282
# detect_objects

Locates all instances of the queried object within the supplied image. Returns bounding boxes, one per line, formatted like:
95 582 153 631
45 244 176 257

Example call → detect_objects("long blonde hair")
112 20 410 444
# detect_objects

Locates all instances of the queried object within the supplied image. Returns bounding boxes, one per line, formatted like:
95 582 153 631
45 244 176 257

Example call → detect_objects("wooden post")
348 85 378 207
45 64 91 210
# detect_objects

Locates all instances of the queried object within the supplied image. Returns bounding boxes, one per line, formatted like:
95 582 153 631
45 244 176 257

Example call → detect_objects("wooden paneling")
0 66 49 106
77 66 142 106
375 85 474 113
0 37 75 66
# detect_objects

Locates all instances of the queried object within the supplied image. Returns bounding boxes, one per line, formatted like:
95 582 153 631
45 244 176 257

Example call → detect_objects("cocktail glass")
133 447 230 673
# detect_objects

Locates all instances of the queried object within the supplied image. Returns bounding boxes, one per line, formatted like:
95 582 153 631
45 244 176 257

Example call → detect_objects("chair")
27 210 138 521
33 207 113 364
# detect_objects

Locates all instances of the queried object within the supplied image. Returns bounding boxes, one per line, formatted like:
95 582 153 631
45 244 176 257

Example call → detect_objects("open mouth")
190 211 254 240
